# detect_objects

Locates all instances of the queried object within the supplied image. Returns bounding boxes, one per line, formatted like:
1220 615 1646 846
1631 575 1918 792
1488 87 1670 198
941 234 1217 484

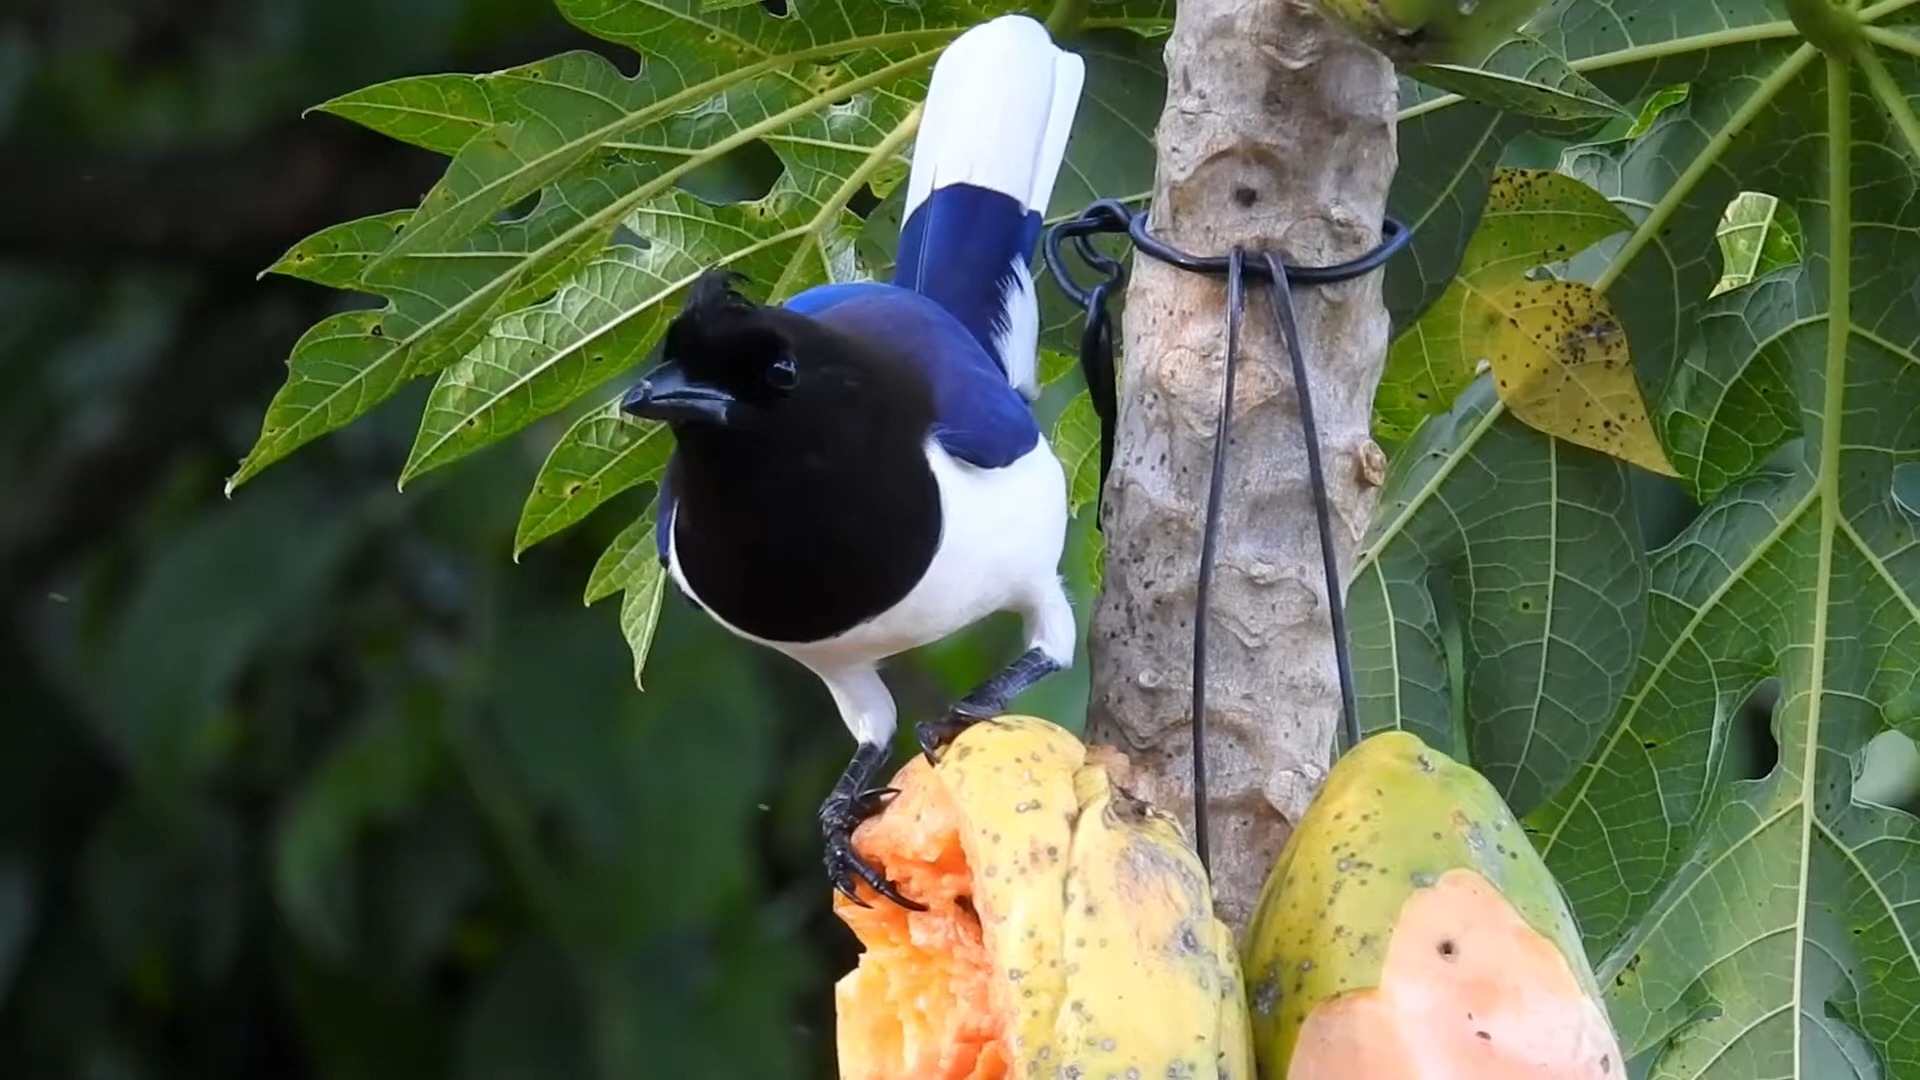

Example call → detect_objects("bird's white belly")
669 436 1069 674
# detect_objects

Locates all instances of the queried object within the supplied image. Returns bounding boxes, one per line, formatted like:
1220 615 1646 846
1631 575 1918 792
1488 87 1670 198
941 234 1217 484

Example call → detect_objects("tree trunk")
1084 0 1398 932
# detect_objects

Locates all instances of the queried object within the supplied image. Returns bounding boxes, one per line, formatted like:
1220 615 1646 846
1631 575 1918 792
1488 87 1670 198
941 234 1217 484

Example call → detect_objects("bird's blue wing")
786 282 1039 470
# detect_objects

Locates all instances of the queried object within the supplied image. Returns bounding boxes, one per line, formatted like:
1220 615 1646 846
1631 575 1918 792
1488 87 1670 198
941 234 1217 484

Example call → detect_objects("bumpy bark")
1084 0 1397 931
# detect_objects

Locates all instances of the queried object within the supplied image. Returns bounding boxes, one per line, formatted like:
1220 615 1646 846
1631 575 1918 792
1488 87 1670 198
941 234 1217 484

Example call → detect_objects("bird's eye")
766 356 799 391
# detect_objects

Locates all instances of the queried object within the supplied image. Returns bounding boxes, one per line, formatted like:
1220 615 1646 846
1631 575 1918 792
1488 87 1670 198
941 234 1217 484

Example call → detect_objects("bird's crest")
664 269 786 368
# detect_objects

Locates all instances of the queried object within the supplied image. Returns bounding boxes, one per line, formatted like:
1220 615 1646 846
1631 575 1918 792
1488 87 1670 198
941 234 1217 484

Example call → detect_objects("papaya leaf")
1050 389 1101 517
1407 5 1920 1075
230 164 622 492
1351 375 1646 817
585 501 659 608
311 74 496 155
515 398 670 557
1378 167 1676 477
266 210 415 291
617 558 670 690
235 1 1173 503
1384 98 1522 328
1654 271 1807 504
1713 190 1803 295
1408 34 1626 122
1373 4 1920 1072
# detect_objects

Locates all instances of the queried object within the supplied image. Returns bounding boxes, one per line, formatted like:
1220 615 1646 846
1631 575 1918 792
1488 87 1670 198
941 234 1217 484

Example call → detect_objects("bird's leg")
820 740 925 910
916 646 1063 761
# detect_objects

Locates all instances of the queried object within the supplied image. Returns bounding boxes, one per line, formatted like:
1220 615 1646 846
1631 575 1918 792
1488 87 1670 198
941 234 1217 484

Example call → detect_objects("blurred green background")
0 2 1097 1076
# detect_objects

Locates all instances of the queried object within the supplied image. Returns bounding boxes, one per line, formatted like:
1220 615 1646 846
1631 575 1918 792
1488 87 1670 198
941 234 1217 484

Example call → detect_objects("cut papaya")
1242 730 1621 1078
833 715 1253 1080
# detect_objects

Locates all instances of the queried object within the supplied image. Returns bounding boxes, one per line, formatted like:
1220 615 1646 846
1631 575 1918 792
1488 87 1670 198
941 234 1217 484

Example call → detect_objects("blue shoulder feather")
787 282 1039 469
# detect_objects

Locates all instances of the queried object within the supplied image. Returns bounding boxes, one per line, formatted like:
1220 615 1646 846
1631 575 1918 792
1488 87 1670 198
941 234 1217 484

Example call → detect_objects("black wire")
1262 252 1363 756
1041 201 1410 876
1043 200 1412 307
1189 247 1248 874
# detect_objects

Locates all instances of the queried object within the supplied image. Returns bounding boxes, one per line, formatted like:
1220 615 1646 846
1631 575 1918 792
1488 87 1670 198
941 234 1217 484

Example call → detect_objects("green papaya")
1241 731 1621 1078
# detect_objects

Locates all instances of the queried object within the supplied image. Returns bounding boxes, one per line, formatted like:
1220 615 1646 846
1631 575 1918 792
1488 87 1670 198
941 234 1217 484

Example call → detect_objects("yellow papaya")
833 715 1253 1080
1242 731 1620 1078
1313 0 1549 64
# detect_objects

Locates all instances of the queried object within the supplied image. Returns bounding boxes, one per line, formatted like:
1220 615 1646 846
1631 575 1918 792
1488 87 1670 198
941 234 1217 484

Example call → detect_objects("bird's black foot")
915 705 992 763
821 742 924 910
917 647 1066 763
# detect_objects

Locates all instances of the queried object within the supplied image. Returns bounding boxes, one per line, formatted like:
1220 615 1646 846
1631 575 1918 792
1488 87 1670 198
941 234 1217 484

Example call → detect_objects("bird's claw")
916 704 993 765
821 790 924 911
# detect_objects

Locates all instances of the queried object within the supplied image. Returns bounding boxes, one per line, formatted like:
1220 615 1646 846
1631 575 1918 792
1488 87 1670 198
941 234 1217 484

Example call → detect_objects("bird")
616 13 1086 910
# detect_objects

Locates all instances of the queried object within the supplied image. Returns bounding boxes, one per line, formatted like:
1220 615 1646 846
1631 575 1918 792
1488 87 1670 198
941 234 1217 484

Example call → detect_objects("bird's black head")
620 270 802 429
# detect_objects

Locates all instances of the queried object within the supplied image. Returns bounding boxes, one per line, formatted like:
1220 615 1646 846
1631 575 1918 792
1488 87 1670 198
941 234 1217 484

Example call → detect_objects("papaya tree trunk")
1084 0 1398 931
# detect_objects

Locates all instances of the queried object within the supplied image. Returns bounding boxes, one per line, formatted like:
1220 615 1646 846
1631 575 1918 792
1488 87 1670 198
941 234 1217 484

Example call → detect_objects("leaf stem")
1855 39 1920 158
1592 44 1819 294
1396 22 1802 122
1862 23 1920 60
1047 0 1090 38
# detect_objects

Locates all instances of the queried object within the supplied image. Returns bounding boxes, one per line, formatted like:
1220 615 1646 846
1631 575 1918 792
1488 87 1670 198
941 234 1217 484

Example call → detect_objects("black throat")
665 325 944 645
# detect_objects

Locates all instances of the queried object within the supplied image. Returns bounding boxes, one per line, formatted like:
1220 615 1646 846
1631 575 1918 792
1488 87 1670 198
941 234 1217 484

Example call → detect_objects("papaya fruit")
833 715 1253 1080
1312 0 1549 65
1242 731 1621 1078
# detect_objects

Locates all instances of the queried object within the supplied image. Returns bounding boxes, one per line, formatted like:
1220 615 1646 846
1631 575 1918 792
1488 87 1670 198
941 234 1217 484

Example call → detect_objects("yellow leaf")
1379 168 1678 477
1479 277 1678 476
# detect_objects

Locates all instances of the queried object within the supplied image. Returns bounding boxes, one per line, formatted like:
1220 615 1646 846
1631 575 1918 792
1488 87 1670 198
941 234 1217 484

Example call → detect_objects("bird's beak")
620 356 736 426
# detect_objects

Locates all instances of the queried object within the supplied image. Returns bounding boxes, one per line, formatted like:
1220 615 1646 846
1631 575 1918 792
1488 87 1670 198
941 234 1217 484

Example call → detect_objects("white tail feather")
903 16 1084 219
1029 52 1086 213
902 15 1085 399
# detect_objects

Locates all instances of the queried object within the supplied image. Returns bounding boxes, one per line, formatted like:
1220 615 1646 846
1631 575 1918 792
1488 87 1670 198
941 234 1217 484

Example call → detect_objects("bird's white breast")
668 436 1069 673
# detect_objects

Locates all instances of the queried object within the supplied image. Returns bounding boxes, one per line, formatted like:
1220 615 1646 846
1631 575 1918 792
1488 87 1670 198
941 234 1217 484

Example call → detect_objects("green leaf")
236 3 1173 497
1655 271 1807 503
1713 190 1803 294
515 398 671 556
585 501 659 606
266 210 414 290
1051 389 1102 517
617 560 670 690
313 74 496 156
1385 98 1525 328
1409 35 1626 122
230 158 624 491
1350 375 1647 816
1473 8 1920 1076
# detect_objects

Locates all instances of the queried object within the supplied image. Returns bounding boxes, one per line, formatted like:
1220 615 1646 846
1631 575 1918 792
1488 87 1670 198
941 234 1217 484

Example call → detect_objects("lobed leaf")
617 559 670 690
586 501 659 607
515 398 671 557
1351 375 1646 817
313 73 496 155
1409 34 1626 123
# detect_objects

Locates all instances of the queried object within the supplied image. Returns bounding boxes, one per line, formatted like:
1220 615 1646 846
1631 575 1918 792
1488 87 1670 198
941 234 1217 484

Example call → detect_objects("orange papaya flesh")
832 751 1010 1080
832 715 1253 1080
1289 868 1620 1078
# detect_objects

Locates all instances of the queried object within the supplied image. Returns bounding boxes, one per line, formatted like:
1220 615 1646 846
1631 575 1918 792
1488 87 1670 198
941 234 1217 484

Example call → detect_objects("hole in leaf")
677 138 783 206
1731 679 1780 781
1855 729 1920 818
498 190 541 224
